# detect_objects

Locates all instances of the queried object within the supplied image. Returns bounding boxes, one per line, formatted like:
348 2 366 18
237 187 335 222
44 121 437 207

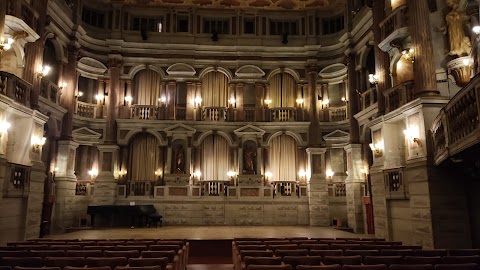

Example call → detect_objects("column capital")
306 65 319 74
107 58 123 69
306 147 327 155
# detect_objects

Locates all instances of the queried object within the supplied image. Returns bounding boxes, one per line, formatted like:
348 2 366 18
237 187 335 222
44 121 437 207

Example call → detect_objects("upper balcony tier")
378 5 409 52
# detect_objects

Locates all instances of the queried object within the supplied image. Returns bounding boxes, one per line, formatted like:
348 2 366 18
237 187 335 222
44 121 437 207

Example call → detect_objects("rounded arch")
266 131 303 146
123 129 166 146
266 68 300 82
197 131 234 147
43 32 65 61
128 64 166 79
198 66 233 81
359 45 375 69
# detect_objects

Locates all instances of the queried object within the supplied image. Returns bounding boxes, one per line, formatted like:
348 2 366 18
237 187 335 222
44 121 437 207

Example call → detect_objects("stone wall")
0 197 27 245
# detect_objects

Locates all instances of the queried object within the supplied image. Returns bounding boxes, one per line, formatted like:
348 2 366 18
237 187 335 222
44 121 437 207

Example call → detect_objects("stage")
48 226 368 240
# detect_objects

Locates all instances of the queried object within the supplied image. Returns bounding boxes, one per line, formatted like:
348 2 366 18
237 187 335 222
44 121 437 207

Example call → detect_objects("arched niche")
171 139 188 174
242 140 258 175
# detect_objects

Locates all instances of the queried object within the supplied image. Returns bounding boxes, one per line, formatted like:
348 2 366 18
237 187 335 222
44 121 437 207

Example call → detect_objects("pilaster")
306 148 329 226
92 144 119 205
344 144 364 233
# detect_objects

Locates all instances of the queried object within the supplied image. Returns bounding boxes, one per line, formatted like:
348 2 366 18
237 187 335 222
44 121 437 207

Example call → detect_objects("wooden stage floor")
48 226 369 240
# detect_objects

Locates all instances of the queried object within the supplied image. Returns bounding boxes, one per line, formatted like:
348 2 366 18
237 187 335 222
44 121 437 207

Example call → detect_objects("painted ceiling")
118 0 346 10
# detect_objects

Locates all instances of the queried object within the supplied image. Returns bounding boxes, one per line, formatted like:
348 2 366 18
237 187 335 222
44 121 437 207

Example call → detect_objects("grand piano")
87 205 161 228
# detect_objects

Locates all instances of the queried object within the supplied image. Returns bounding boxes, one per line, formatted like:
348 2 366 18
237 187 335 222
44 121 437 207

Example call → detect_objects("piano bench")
148 214 162 228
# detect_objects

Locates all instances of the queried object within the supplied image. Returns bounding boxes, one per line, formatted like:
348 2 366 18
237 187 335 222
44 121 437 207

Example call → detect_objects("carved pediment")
166 63 196 76
323 129 350 143
164 123 197 137
234 124 266 137
72 127 102 145
235 65 265 78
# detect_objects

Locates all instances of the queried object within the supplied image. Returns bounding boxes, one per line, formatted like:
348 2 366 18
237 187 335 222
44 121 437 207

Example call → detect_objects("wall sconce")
95 94 105 104
404 128 421 146
194 96 202 107
0 121 11 135
118 170 127 178
59 82 67 89
31 135 46 151
463 58 472 66
321 99 330 106
158 96 167 104
369 140 384 155
228 98 236 106
264 99 272 107
194 170 202 180
369 74 379 85
88 168 98 180
0 36 14 51
473 25 480 34
402 48 415 63
75 91 83 99
341 97 347 103
265 171 272 180
296 98 304 105
227 171 236 179
154 169 162 180
37 65 51 78
298 170 306 182
326 169 334 180
124 95 133 105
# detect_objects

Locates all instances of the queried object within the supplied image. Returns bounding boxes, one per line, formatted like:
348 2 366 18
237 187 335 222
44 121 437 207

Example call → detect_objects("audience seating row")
0 239 189 270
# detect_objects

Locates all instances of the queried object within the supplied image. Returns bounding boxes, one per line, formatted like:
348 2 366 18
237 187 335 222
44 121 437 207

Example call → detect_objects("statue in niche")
243 145 256 174
438 0 471 56
173 144 185 174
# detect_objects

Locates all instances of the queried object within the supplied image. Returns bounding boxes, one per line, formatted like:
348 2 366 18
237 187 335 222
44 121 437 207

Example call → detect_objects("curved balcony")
0 71 31 107
378 5 409 52
431 74 480 165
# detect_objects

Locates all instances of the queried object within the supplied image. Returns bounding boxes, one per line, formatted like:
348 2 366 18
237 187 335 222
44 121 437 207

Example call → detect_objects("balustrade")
329 106 347 122
360 88 377 110
328 183 346 197
379 5 408 42
431 74 480 165
131 105 158 120
0 72 31 107
40 78 60 104
244 107 256 122
202 181 228 196
202 107 227 121
384 80 414 113
271 107 296 122
75 101 97 118
271 181 299 197
176 107 186 120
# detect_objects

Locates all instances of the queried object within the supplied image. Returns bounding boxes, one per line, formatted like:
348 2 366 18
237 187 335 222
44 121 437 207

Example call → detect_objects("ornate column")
186 81 195 120
22 0 49 110
255 83 265 121
306 148 330 226
60 45 79 140
344 144 365 233
236 83 244 121
347 53 360 143
195 82 202 120
372 0 391 114
307 65 321 147
105 58 122 143
166 81 176 120
407 0 438 96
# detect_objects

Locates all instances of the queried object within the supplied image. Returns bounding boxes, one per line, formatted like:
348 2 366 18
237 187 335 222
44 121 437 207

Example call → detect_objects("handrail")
431 74 480 165
384 80 414 113
329 106 347 122
75 101 97 119
202 106 227 121
131 105 158 120
40 78 60 104
361 88 377 110
270 107 296 122
0 71 31 107
379 5 408 41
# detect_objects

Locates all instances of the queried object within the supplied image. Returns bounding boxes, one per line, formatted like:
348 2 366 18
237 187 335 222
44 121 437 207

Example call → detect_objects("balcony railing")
0 71 31 107
129 181 154 196
244 107 256 122
75 101 97 119
329 106 347 122
40 78 60 104
384 80 414 113
7 0 39 31
202 180 228 196
361 88 377 110
202 107 227 121
271 107 296 122
132 105 157 120
176 107 186 120
431 74 480 165
380 5 408 42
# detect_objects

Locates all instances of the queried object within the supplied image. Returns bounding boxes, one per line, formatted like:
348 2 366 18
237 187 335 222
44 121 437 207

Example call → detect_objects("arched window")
43 39 59 83
269 134 297 181
128 133 161 181
133 69 162 105
267 73 296 107
201 134 230 180
201 71 229 107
